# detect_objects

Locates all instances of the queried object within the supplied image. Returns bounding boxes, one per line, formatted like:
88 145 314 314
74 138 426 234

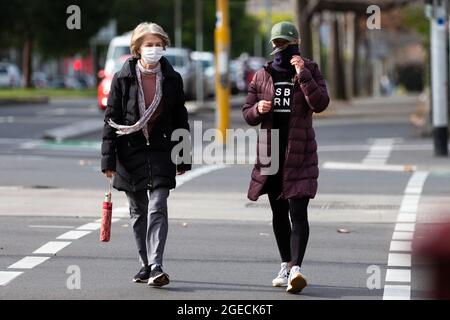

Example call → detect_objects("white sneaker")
287 266 307 294
272 262 290 287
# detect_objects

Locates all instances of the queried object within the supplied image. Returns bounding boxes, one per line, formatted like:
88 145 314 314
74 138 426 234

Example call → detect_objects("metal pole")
431 0 448 156
196 0 205 105
215 0 231 144
264 0 272 57
175 0 182 48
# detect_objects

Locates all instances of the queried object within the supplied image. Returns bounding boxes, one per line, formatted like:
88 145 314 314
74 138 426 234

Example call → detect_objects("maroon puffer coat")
242 59 330 201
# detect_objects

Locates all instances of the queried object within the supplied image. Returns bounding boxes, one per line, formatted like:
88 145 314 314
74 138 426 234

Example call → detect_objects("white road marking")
388 253 411 267
19 141 43 150
76 223 101 231
94 218 121 223
33 241 72 255
385 269 411 283
395 223 416 232
176 164 228 188
383 171 429 300
383 285 411 300
0 116 15 124
8 256 51 269
390 241 412 252
362 139 395 165
0 165 242 288
318 143 444 152
29 225 75 229
322 162 416 172
392 232 414 241
0 218 122 287
397 213 417 223
57 230 92 240
0 271 23 286
37 108 67 116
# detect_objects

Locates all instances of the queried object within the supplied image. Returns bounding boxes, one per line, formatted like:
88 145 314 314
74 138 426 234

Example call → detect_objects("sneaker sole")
148 273 170 287
132 278 149 283
272 280 288 288
286 274 307 294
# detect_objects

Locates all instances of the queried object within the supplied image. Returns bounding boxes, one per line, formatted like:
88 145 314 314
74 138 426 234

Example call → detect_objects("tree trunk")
332 14 347 100
297 0 313 59
352 14 361 97
22 36 33 89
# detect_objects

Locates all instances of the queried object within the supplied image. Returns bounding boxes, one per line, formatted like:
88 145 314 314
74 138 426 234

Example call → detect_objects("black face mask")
272 44 300 73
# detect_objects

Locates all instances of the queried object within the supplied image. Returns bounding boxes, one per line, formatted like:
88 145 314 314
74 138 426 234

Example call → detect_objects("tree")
0 0 112 88
111 0 260 58
0 0 261 88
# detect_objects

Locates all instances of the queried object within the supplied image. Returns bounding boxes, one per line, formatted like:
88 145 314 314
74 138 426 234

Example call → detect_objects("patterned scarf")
108 60 163 145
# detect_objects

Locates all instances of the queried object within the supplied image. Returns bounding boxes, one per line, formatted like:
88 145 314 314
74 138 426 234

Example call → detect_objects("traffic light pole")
215 0 231 144
430 0 449 156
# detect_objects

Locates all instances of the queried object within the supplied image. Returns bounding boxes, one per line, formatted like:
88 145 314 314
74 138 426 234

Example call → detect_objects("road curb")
0 97 50 106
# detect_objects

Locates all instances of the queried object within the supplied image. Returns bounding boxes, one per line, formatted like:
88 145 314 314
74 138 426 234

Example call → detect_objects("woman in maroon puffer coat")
243 22 330 294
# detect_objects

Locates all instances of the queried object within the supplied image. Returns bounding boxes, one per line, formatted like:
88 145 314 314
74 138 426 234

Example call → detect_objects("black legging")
268 193 310 267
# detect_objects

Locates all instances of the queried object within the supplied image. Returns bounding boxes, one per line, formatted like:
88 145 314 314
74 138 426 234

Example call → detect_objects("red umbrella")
100 178 113 242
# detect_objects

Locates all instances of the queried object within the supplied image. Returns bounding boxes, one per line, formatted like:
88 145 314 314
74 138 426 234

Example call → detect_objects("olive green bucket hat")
269 21 300 55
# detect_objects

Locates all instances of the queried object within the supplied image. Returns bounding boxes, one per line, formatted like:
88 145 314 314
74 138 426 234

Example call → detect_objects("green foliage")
0 0 112 58
401 4 430 46
0 88 96 99
0 0 261 59
111 0 260 58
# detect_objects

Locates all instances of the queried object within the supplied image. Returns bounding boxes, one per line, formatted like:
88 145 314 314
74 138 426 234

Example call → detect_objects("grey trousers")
125 188 170 267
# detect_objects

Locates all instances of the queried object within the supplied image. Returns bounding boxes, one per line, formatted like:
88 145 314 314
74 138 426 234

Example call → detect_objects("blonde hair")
130 22 171 56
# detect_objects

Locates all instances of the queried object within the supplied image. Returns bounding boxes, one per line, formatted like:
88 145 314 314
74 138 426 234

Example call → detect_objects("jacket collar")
117 56 178 80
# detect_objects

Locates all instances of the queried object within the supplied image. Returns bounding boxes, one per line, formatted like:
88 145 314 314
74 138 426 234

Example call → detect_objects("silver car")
164 48 196 100
0 63 21 88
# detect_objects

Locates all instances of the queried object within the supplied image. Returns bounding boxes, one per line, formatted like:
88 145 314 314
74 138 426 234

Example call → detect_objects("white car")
104 32 196 99
190 51 215 98
0 63 21 88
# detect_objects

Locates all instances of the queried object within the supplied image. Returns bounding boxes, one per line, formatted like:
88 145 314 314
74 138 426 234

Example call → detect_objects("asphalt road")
0 96 448 300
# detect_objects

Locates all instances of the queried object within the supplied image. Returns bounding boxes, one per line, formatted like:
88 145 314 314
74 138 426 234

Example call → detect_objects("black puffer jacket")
101 57 191 192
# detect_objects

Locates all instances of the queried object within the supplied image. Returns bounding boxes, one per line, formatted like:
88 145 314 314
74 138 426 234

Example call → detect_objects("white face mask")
140 47 164 65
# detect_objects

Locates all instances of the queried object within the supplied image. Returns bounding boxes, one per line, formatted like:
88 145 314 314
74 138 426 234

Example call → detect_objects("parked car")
32 72 48 88
242 56 265 92
190 51 215 98
164 47 196 100
98 55 131 110
48 77 66 89
0 63 21 88
104 32 132 78
229 60 241 95
102 32 196 103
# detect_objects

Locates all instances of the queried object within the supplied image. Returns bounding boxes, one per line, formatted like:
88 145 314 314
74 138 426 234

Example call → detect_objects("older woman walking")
101 22 191 287
243 21 330 294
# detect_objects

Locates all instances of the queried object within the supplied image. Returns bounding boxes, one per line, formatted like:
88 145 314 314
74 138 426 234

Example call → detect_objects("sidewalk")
315 94 422 120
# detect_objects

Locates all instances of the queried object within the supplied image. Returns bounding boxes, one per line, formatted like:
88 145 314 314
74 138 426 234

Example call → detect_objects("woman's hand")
177 171 186 176
257 100 272 114
104 170 116 178
291 55 305 74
